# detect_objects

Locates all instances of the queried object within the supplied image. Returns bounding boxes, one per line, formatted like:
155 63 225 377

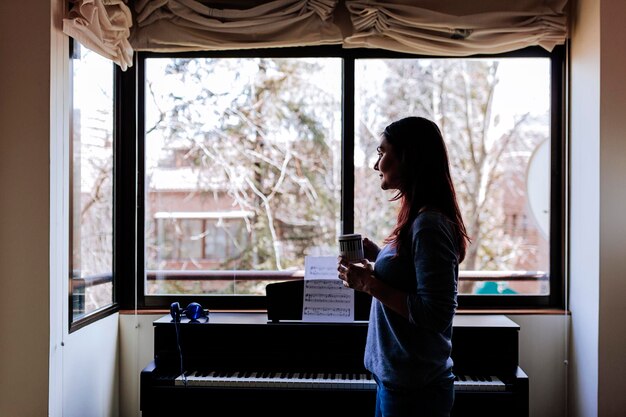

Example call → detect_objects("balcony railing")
72 269 549 301
144 269 548 283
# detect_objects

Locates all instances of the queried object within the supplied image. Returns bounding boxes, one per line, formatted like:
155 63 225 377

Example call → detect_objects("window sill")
457 308 569 315
119 308 569 316
119 309 267 315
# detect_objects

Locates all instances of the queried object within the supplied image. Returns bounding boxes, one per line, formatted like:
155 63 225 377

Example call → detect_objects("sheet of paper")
302 256 354 322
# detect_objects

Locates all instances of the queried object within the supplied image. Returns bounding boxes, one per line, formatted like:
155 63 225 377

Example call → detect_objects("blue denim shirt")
364 211 459 389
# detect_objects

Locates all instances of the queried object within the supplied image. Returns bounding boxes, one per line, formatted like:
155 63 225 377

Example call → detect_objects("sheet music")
302 256 354 322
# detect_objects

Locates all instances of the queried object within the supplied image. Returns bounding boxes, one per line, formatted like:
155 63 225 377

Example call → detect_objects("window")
70 41 116 326
141 55 342 303
353 57 554 301
121 46 564 310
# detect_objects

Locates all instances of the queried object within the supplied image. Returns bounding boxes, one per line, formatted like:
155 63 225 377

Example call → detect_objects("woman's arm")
363 275 410 318
339 225 458 332
406 226 458 333
337 257 410 319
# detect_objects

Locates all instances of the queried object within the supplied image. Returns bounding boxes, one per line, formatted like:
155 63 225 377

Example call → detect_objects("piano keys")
175 370 376 390
454 374 505 392
140 312 528 417
170 369 506 392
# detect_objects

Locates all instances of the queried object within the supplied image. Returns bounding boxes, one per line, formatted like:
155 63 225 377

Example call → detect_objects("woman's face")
373 136 402 190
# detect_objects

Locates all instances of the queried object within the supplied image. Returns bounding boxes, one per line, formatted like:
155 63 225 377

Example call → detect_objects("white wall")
119 313 568 417
569 0 626 416
569 0 600 415
511 315 569 417
0 2 52 416
48 0 122 413
63 314 120 417
119 314 159 417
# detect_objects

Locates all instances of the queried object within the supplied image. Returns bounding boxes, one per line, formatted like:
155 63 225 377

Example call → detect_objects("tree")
144 55 549 295
145 57 342 273
355 58 549 292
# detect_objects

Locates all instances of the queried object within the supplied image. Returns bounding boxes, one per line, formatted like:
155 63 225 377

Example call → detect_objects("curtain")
129 0 343 52
343 0 569 56
63 0 134 70
62 1 570 67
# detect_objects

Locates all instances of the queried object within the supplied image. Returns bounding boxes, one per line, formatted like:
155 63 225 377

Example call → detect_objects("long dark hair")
382 116 470 262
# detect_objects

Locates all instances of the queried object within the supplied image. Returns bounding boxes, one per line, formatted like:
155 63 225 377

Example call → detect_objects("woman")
338 116 470 417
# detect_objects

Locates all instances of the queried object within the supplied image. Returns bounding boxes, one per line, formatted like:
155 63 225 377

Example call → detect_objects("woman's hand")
337 256 374 294
363 237 380 262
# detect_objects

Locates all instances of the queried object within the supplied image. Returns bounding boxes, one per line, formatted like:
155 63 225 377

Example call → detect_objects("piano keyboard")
174 371 505 392
454 374 506 391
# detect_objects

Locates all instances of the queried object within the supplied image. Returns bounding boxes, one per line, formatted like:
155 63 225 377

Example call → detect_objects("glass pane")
71 43 114 319
144 57 342 296
354 58 551 296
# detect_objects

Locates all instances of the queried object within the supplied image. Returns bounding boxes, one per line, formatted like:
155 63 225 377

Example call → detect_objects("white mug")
338 233 364 263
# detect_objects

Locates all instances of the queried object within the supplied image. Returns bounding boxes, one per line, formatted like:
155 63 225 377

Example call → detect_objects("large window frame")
117 44 566 311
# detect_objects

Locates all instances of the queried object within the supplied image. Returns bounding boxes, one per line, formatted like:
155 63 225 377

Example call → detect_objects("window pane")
144 57 342 296
71 43 114 319
354 58 551 296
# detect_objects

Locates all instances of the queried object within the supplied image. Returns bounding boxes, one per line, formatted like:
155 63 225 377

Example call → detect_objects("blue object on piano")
170 301 209 322
186 302 208 321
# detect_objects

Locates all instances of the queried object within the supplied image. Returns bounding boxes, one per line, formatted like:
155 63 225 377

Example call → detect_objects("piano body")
140 282 528 416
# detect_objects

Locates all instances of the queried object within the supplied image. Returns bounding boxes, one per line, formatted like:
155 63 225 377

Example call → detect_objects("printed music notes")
302 256 355 322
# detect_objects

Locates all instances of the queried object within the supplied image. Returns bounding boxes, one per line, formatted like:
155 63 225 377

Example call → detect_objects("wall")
0 1 52 416
0 2 120 416
49 0 122 414
511 315 569 417
569 0 626 415
597 1 626 415
119 314 158 417
569 0 600 415
62 314 120 417
119 313 568 417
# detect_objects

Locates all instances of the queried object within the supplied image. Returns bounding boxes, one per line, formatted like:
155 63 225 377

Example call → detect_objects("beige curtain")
63 0 570 66
63 0 134 70
343 0 569 56
129 0 344 52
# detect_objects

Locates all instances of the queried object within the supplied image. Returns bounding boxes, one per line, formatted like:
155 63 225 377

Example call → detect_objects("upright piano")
140 282 528 416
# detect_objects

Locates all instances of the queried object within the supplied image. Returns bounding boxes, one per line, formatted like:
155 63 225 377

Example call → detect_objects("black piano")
141 282 528 416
